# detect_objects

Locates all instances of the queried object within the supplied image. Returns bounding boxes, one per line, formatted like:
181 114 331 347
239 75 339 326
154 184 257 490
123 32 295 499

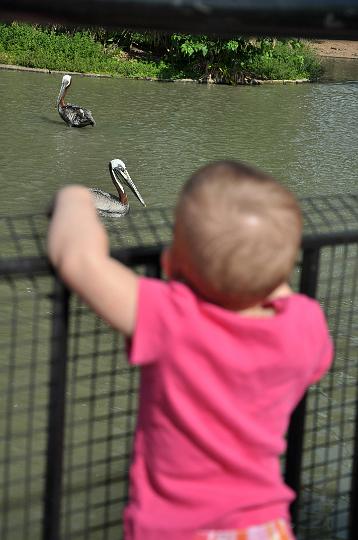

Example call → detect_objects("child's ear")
161 247 172 279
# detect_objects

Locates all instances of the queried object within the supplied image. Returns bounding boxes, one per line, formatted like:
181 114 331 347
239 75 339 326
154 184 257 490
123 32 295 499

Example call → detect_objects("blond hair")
171 161 302 310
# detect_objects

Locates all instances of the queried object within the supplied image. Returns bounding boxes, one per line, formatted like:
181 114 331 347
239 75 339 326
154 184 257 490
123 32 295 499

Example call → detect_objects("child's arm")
47 186 138 337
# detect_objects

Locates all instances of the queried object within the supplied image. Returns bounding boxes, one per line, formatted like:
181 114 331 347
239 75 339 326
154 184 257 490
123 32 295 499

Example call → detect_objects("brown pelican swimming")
57 74 95 127
91 159 146 216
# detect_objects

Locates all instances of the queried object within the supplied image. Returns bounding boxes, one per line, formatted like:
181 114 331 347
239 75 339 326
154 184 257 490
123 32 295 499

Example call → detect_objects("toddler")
48 160 333 540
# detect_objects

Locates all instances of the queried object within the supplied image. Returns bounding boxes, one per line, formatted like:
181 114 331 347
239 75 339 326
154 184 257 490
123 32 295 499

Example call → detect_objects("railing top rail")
0 193 357 277
1 0 358 39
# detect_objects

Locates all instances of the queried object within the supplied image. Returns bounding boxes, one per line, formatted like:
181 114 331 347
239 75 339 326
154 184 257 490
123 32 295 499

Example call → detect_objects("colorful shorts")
193 518 295 540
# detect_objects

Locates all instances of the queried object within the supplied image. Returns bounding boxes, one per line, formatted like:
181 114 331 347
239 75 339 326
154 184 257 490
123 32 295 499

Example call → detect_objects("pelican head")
57 74 72 106
62 74 72 88
109 159 146 207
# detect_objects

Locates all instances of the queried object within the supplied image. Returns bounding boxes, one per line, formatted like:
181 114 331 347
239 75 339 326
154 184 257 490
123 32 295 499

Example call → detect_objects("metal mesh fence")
0 194 357 540
61 300 138 540
0 274 51 540
297 242 358 540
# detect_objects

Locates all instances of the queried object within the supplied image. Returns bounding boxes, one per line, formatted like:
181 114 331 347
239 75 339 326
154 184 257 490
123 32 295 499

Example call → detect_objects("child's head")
163 160 302 310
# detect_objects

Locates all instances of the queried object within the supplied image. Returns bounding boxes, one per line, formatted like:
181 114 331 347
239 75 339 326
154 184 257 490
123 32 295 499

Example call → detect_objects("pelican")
57 74 95 127
91 159 146 216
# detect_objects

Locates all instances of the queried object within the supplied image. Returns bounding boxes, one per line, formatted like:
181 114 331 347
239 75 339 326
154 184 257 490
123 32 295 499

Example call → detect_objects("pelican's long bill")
113 164 146 207
56 81 66 106
56 75 71 106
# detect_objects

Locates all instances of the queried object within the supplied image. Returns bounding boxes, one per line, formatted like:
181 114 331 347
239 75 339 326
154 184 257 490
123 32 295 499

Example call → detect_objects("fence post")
284 247 320 531
348 401 358 539
42 277 70 540
145 252 162 278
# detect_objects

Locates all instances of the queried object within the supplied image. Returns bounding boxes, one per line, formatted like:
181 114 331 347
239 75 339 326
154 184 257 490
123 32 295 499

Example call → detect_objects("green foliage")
166 35 322 82
0 23 174 78
0 23 322 82
0 23 115 72
245 40 323 80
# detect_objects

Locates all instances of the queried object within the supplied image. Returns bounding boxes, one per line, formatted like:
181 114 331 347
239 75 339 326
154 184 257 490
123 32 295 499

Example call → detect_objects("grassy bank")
0 23 323 83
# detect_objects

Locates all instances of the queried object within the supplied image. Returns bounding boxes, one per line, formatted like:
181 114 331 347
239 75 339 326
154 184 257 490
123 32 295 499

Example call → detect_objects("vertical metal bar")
42 277 70 540
145 252 162 278
298 247 321 298
349 407 358 539
284 247 320 530
1 277 19 540
348 250 358 540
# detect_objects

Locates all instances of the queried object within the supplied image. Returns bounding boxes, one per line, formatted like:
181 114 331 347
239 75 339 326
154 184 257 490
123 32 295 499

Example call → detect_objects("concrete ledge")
0 63 310 84
0 64 112 77
257 78 310 84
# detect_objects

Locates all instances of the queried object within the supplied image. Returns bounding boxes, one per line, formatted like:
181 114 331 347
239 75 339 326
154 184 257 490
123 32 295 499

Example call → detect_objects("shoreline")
1 40 357 84
0 63 310 84
309 40 358 59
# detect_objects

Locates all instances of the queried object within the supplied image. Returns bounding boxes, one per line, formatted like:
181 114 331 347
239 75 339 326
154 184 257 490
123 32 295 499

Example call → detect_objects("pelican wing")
90 188 128 215
59 104 95 127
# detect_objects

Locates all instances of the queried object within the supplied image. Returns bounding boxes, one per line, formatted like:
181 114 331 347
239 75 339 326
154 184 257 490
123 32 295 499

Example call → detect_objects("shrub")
0 24 323 82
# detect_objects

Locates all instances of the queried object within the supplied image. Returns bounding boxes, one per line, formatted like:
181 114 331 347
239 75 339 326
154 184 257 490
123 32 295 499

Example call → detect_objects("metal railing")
0 194 357 540
1 1 358 40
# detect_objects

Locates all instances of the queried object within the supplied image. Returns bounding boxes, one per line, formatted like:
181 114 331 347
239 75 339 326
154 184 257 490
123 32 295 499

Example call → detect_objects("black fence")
1 0 358 40
0 194 357 540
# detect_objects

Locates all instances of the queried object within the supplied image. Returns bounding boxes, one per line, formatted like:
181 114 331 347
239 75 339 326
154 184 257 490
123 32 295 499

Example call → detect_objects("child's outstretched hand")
47 186 138 336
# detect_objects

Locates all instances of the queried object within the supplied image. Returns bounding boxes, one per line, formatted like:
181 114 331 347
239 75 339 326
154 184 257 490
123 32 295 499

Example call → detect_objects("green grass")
0 23 323 82
245 41 323 80
0 23 171 78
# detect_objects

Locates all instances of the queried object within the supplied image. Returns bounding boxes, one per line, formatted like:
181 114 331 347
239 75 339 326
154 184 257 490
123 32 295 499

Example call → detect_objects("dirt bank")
309 40 358 59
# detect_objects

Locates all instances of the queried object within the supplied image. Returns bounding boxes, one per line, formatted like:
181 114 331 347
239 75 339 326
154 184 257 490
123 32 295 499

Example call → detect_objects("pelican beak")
113 166 146 207
56 80 67 106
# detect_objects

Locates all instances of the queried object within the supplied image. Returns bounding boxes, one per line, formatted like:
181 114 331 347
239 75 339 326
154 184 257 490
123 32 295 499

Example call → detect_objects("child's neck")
238 305 276 318
237 283 293 318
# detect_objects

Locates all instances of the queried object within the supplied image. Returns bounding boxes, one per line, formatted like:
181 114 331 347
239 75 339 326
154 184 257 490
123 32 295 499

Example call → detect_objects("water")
320 57 358 83
0 64 357 540
0 68 357 221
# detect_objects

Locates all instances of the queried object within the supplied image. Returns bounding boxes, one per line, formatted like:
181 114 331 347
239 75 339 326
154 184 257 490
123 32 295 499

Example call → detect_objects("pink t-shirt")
124 278 333 540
